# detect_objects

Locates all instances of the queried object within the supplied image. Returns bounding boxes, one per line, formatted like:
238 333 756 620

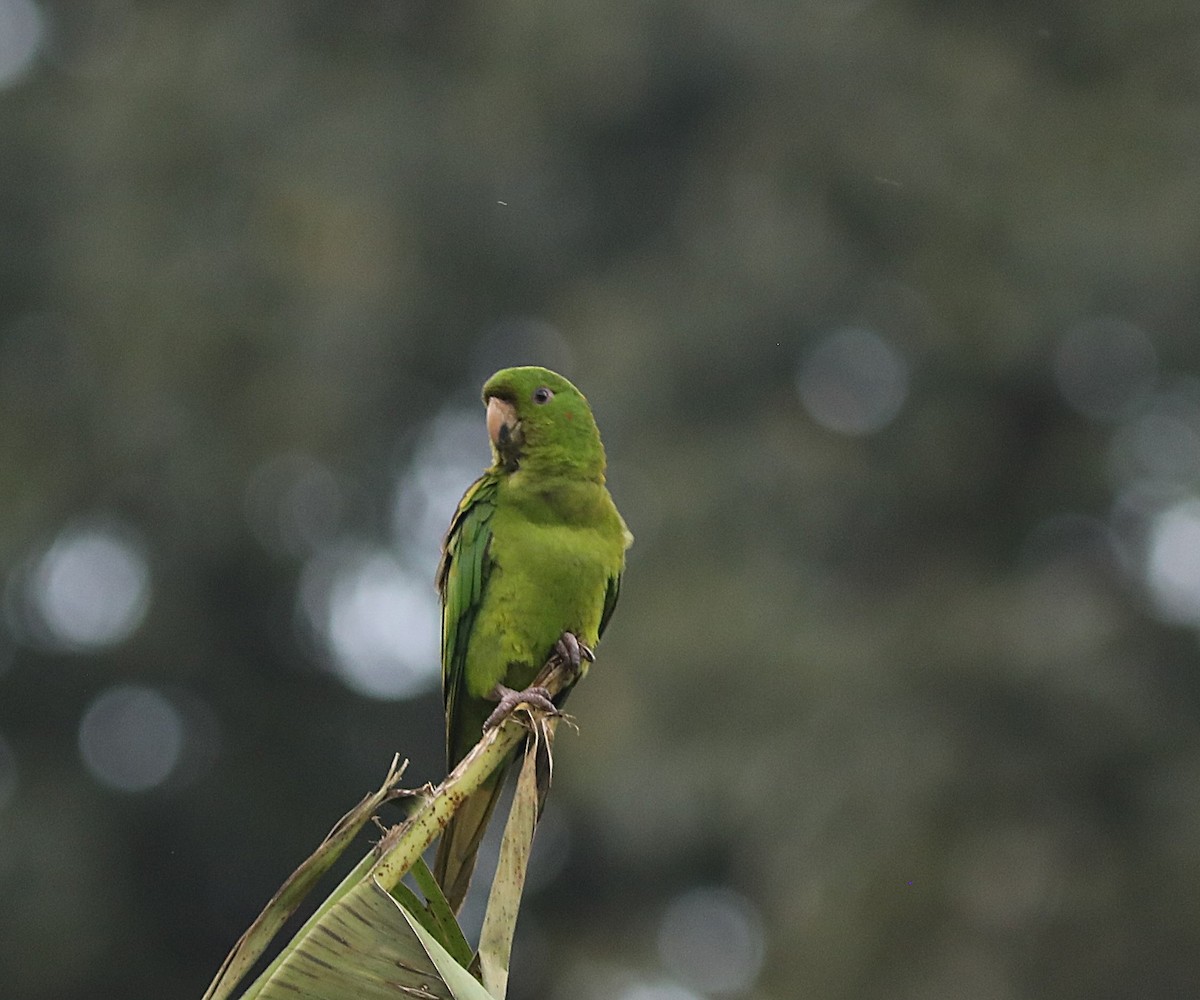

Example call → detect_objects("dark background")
3 2 1200 998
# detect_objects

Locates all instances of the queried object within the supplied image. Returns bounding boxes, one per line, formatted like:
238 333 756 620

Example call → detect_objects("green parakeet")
432 366 632 913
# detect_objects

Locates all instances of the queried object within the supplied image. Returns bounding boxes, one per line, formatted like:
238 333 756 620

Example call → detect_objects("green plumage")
433 367 631 912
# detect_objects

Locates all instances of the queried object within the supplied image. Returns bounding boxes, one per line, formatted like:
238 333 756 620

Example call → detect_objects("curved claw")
483 684 559 731
555 631 595 671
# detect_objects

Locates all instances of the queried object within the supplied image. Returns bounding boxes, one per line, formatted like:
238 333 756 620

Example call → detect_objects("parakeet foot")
483 684 559 731
555 631 595 671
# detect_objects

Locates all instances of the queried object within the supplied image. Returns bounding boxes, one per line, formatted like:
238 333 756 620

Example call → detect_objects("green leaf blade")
257 879 494 1000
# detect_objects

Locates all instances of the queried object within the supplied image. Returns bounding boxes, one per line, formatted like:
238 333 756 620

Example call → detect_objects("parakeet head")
481 366 606 478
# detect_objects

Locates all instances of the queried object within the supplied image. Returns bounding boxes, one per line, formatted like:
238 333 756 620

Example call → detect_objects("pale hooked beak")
486 396 518 447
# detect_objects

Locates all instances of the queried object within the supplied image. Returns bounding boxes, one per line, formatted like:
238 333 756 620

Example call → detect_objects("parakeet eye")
532 387 554 405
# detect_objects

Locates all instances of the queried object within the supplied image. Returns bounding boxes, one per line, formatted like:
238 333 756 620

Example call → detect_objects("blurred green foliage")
3 2 1200 998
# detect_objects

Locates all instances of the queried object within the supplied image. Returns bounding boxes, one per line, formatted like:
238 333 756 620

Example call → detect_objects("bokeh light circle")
30 523 150 651
300 547 439 700
618 983 704 1000
0 0 43 88
392 407 490 570
245 452 344 556
657 885 765 995
797 327 909 435
1145 499 1200 625
1054 316 1157 422
78 685 183 793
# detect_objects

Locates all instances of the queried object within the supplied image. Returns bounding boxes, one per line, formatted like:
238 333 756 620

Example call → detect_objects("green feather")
432 367 632 913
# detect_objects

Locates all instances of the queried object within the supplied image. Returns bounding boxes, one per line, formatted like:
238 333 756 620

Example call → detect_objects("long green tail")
432 766 508 914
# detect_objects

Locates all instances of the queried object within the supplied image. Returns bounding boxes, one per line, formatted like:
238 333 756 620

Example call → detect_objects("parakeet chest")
488 518 613 637
464 482 622 695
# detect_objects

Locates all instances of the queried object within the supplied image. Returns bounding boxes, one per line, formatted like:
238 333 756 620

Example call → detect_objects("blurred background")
3 2 1200 998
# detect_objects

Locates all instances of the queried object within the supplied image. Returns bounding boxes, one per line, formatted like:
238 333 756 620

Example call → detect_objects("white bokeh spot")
657 886 765 996
798 327 909 435
78 685 183 793
392 407 489 569
1146 499 1200 625
0 0 43 88
302 547 439 700
32 524 150 651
